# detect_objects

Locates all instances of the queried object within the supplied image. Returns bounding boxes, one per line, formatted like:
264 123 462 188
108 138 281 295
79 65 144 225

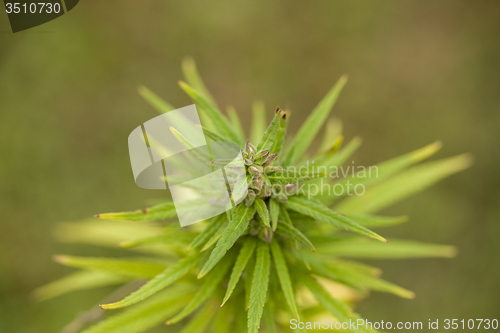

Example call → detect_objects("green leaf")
262 299 277 333
316 136 362 169
270 240 299 320
267 170 327 186
344 213 409 228
270 110 288 155
95 202 177 222
245 255 255 310
170 126 212 164
120 231 197 248
279 203 292 225
285 196 387 242
81 286 193 333
276 222 315 252
200 219 228 252
137 86 175 114
212 300 235 333
33 271 126 302
318 117 343 153
188 216 226 252
182 57 218 107
222 237 258 306
284 75 348 164
199 125 233 143
248 241 271 333
101 254 201 309
269 199 280 232
167 253 234 324
177 301 216 333
227 105 246 142
250 101 266 145
336 154 473 213
53 255 167 279
322 141 443 203
316 238 457 259
256 110 283 152
254 197 271 228
198 204 256 278
179 81 242 145
300 273 376 333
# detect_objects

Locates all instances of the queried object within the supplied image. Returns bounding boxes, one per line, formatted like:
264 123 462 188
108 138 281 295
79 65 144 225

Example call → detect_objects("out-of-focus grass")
0 1 499 332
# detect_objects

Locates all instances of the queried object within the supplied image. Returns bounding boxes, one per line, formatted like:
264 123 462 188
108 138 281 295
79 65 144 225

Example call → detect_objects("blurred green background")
1 1 499 332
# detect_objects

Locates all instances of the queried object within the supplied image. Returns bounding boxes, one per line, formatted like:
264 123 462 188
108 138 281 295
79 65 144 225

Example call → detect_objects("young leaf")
95 201 177 222
179 81 242 145
262 299 277 333
182 57 218 107
167 253 234 324
344 213 408 228
284 75 348 164
256 110 283 151
270 110 288 155
300 273 355 326
100 254 201 309
318 117 343 153
316 136 362 169
248 241 271 333
270 240 299 320
199 125 233 143
267 170 327 186
276 222 315 252
227 105 246 142
336 154 473 213
254 197 271 228
269 199 280 232
222 237 258 306
250 101 266 145
81 287 193 333
187 215 225 252
315 238 457 259
33 271 126 302
52 255 167 279
198 204 256 278
177 301 216 333
137 86 176 114
285 196 387 242
200 220 228 252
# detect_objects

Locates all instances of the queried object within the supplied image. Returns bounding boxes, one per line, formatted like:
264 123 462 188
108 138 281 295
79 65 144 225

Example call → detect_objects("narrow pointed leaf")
198 204 256 278
276 223 315 252
182 57 218 107
270 111 288 155
199 125 232 143
270 240 299 320
336 154 473 213
53 255 167 279
101 254 201 309
120 231 197 248
245 255 255 310
267 170 327 186
200 220 228 252
187 215 225 252
285 196 387 242
177 301 216 333
227 105 246 142
33 271 126 302
248 241 271 333
250 101 266 145
138 86 175 114
284 75 348 164
222 237 258 306
318 117 343 153
257 110 283 151
269 199 280 232
316 238 457 259
167 254 234 324
344 213 408 228
81 287 193 333
254 197 270 228
95 201 177 222
262 299 277 333
179 81 242 145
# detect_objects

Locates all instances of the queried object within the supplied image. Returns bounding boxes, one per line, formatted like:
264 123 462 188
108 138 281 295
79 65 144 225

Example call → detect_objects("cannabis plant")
36 59 471 333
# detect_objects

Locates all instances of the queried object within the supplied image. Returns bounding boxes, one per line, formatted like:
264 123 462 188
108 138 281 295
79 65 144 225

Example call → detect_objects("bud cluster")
242 141 283 206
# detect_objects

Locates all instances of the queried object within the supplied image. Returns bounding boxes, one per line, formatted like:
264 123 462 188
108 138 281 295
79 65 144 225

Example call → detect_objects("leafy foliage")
40 59 471 333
